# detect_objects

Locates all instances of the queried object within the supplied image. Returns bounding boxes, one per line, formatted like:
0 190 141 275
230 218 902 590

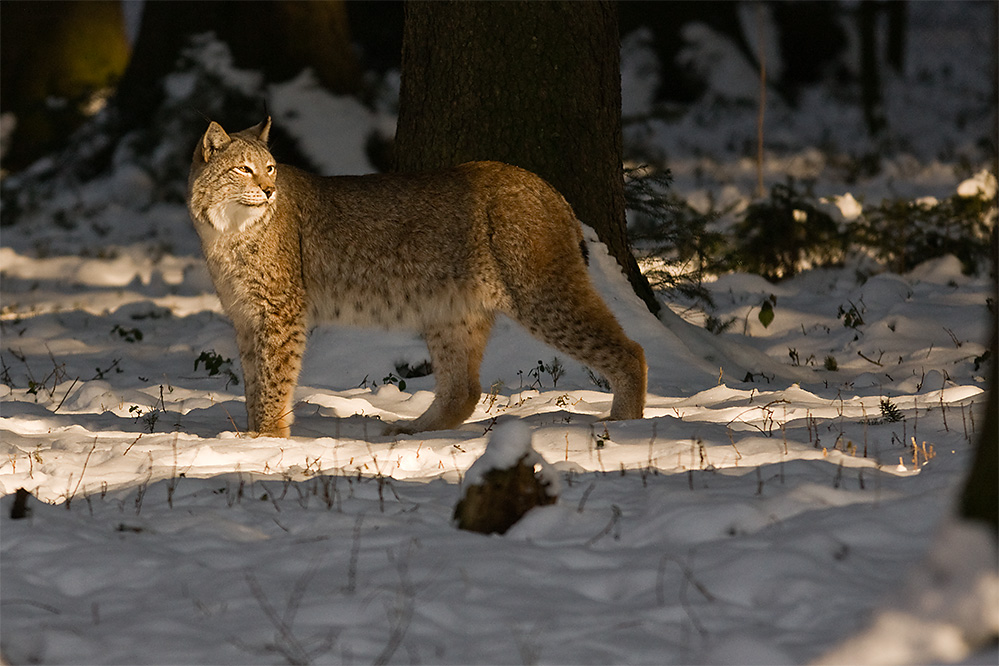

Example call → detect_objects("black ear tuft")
232 118 272 145
256 117 272 144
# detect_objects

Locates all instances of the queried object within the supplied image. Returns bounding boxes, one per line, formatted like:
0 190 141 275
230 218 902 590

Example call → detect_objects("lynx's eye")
234 165 253 175
266 164 276 175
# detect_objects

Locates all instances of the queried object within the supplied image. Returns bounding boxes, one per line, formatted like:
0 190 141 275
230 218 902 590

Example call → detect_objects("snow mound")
957 170 998 200
814 519 999 666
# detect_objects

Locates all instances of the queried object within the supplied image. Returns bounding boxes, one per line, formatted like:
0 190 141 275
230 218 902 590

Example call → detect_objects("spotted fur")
187 119 646 437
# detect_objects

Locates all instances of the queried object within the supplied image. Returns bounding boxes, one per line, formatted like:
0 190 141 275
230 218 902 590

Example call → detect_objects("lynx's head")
188 119 277 233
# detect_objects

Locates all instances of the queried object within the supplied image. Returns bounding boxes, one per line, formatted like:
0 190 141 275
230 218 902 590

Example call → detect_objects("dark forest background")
0 0 927 173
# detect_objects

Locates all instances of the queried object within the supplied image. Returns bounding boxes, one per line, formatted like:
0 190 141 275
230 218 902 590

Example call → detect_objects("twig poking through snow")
585 504 622 547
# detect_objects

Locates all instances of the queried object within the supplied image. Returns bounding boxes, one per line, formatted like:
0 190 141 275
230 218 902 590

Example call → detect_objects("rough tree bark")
394 0 660 316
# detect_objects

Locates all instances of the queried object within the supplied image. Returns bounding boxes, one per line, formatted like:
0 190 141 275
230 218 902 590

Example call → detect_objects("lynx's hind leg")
486 183 647 421
385 312 494 435
512 279 647 421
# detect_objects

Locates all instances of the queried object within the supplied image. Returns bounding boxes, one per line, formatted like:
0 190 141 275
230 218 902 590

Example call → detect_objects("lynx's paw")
250 418 292 438
253 427 291 438
383 421 418 436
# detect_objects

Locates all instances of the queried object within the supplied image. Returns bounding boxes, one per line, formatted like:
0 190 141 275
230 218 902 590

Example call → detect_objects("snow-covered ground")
1 3 996 665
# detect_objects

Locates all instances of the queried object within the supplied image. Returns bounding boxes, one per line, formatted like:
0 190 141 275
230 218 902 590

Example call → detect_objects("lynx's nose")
261 185 275 199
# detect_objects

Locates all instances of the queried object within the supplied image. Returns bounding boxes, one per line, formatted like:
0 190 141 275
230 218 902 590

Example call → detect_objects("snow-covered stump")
454 421 559 535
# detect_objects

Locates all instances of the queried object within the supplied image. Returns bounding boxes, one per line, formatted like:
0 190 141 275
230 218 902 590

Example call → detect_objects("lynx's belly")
305 280 503 330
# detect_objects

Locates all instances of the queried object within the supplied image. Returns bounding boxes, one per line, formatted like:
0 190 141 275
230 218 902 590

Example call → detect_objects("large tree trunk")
394 0 660 316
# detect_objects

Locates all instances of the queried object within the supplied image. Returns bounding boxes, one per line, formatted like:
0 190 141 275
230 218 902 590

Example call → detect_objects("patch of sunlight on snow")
300 389 430 421
0 247 198 288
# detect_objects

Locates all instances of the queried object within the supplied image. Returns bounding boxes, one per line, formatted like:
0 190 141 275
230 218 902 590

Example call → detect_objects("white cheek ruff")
206 196 275 233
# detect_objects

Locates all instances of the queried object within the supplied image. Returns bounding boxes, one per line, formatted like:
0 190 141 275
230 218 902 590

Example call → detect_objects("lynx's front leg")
234 315 306 438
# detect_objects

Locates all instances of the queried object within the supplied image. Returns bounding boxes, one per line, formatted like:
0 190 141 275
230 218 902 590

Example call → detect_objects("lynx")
187 119 646 437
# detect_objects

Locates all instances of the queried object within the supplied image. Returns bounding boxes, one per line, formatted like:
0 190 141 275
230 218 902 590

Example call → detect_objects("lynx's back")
187 119 645 437
280 161 586 329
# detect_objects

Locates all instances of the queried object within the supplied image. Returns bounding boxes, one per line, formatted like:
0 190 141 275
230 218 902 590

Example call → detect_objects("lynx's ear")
232 118 271 145
201 122 231 163
255 117 272 144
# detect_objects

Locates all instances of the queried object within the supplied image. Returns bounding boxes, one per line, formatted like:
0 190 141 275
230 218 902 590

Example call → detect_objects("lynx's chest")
192 199 272 249
197 215 299 308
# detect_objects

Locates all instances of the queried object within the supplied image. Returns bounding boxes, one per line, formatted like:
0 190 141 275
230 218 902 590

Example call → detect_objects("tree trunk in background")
858 1 887 138
769 1 849 105
395 0 660 316
959 0 996 531
0 1 130 170
885 1 907 74
959 228 998 539
115 0 361 133
857 1 907 136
